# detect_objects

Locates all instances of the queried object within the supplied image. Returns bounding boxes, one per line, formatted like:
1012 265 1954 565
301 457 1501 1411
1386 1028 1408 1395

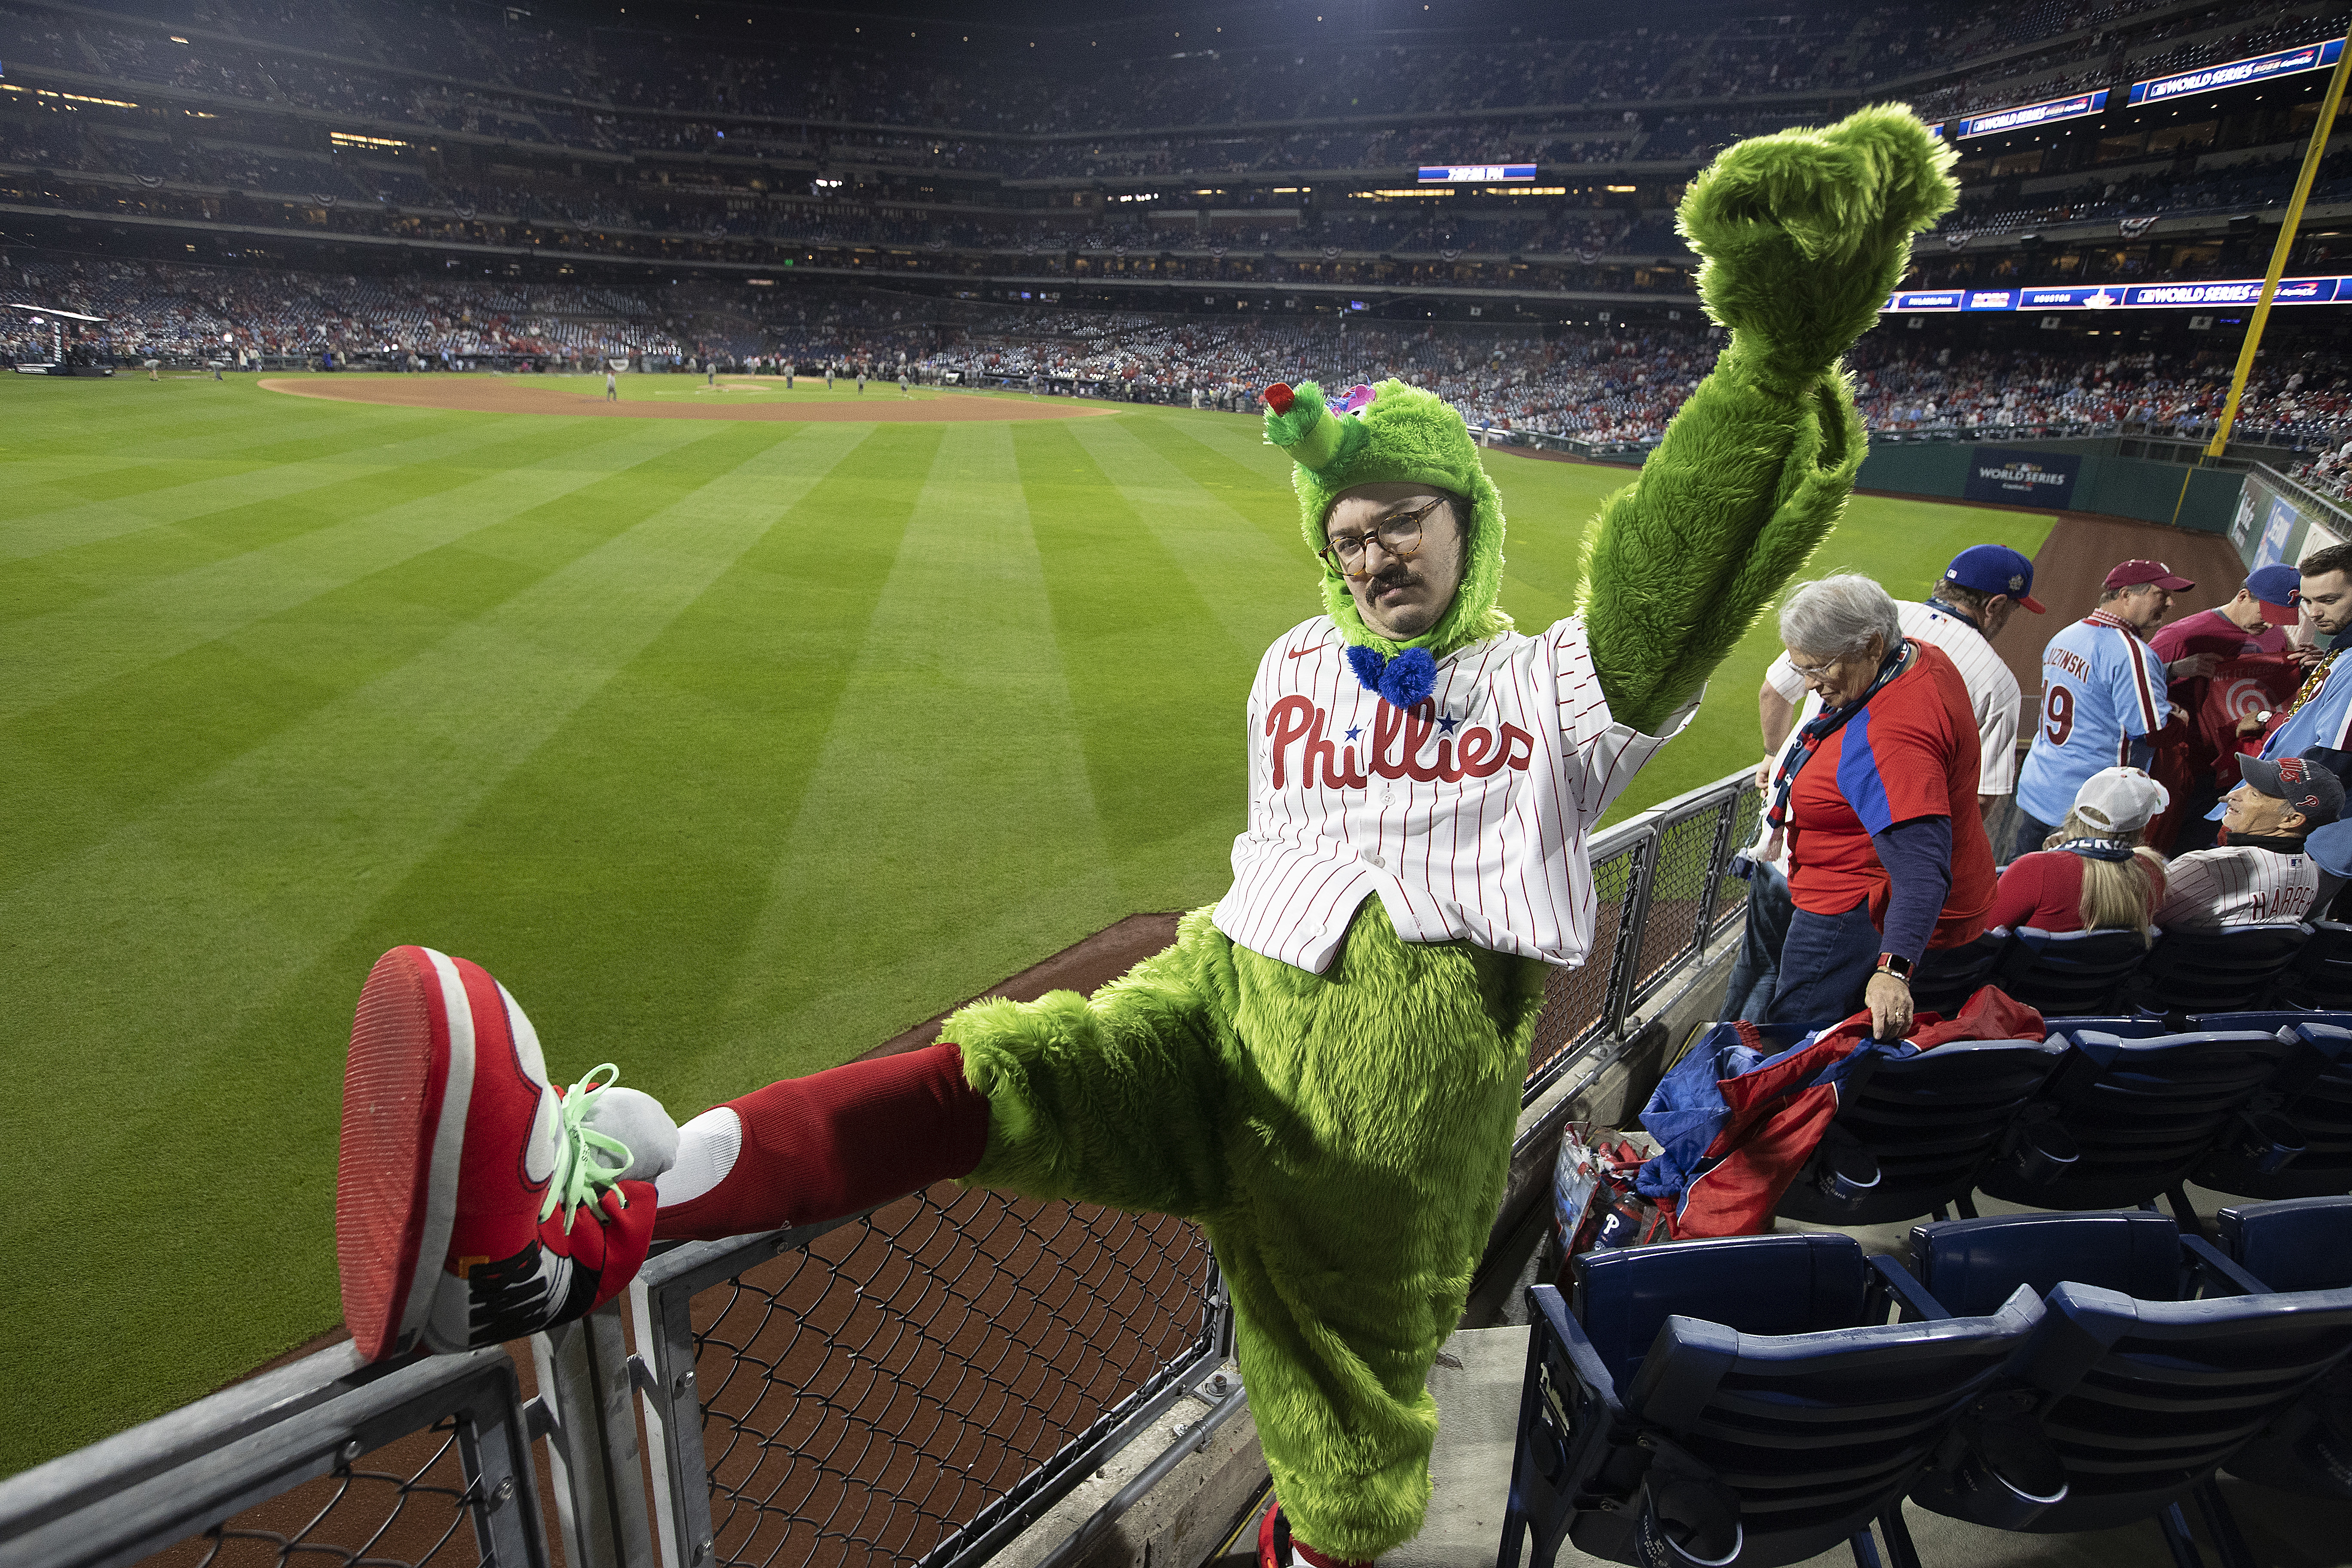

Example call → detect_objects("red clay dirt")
257 375 1123 421
1985 510 2252 698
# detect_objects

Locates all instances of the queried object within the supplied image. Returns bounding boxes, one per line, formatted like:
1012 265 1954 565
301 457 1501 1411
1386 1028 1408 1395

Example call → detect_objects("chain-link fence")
3 772 1756 1568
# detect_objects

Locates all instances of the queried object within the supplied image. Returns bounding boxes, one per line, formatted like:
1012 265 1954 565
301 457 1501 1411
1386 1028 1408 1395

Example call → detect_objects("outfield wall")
2228 464 2352 572
1854 440 2248 533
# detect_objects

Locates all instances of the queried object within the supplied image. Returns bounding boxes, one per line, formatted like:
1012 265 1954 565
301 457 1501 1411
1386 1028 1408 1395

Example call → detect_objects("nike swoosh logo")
1287 646 1321 659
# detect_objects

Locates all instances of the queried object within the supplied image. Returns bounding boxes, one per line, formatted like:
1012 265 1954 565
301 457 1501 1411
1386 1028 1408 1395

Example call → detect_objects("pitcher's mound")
259 376 1123 421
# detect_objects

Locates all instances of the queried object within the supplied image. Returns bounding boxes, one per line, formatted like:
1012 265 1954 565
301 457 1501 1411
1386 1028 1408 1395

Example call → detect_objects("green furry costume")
945 108 1955 1562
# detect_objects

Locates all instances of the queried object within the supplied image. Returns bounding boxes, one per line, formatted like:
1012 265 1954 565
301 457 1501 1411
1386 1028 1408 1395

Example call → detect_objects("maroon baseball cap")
2103 558 2195 593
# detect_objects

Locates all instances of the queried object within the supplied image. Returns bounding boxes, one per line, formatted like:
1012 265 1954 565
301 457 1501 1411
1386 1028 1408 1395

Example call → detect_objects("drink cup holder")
1635 1475 1742 1568
1944 1391 2068 1528
2233 1110 2307 1176
1810 1138 1883 1209
2002 1109 2080 1187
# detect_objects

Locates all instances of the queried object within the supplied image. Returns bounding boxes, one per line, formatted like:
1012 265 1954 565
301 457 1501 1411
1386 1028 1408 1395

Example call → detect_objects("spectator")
2243 542 2352 793
2147 564 2308 851
2155 753 2341 930
2013 559 2198 860
1986 767 2170 936
1757 576 1997 1038
1724 543 2036 1023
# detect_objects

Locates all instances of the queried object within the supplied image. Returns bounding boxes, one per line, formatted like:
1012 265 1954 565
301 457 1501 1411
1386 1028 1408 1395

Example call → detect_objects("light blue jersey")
2016 610 2171 827
2260 651 2352 761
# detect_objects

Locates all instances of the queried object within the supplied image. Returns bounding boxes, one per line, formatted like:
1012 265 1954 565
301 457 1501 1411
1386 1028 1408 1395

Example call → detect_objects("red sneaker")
336 945 656 1359
1256 1501 1372 1568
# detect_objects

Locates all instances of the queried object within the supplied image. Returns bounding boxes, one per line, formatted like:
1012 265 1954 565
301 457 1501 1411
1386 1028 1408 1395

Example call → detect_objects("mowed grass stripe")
3 423 754 897
0 425 873 1469
0 417 700 717
1014 420 1255 908
704 422 1126 1099
0 398 574 563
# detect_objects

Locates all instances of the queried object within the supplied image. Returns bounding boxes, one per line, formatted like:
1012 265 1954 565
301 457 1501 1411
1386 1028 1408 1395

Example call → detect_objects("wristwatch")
1875 952 1915 982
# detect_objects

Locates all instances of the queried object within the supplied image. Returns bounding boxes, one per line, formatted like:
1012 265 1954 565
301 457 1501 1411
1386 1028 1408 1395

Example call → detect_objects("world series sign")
1964 449 2081 508
2130 38 2344 105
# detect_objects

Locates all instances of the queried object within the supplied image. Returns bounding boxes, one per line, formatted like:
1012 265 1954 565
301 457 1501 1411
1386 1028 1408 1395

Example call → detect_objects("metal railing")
0 769 1760 1568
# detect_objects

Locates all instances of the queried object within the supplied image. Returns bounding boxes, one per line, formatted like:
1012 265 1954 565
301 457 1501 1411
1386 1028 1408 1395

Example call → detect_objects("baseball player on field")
330 109 1959 1567
2013 559 2205 860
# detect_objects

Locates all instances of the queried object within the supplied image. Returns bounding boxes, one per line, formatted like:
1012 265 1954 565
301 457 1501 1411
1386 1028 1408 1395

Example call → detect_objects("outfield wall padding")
1855 441 2246 532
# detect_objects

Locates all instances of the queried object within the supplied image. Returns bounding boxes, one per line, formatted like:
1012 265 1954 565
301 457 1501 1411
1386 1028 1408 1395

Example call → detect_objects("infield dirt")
258 375 1125 421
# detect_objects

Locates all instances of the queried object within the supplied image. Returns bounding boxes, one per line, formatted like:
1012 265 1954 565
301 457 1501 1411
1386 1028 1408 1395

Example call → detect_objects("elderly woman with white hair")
1755 574 1998 1037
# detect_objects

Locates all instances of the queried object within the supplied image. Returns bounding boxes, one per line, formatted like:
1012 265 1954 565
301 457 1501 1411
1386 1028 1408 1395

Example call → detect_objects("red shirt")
1987 849 2167 932
1786 641 1997 947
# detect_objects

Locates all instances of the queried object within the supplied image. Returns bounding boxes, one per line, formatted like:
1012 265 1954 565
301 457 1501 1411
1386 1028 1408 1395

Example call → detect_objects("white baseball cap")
2073 767 2169 833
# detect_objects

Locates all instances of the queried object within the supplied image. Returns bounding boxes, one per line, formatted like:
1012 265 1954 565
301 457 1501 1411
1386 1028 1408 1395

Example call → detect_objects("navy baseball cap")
1943 545 2045 612
2238 750 2345 826
2247 564 2302 622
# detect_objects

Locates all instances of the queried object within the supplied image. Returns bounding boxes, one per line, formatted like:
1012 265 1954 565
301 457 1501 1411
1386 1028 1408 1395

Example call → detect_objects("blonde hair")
2046 809 2165 940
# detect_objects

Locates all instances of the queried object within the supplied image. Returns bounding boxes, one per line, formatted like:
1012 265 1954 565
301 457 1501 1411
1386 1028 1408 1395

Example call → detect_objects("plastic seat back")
1992 928 2146 1016
1978 1028 2300 1210
1908 1211 2185 1317
1908 933 2006 1017
1913 1280 2352 1533
2276 918 2352 1010
2138 923 2313 1014
1776 1038 2064 1227
1571 1231 1868 1395
2217 1197 2352 1293
2195 1023 2352 1200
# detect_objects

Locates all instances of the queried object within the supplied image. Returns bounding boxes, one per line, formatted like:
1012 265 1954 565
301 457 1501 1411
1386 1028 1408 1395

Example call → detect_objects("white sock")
577 1085 680 1185
654 1107 743 1207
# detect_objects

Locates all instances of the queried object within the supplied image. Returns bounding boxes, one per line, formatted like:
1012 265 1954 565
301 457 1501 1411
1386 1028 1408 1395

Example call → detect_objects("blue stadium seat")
1989 928 2145 1016
1774 1037 2065 1227
1905 933 2004 1017
1976 1027 2302 1219
2192 1023 2352 1201
1902 1212 2352 1561
2132 924 2312 1015
2214 1197 2352 1501
2272 918 2352 1010
1499 1234 2040 1568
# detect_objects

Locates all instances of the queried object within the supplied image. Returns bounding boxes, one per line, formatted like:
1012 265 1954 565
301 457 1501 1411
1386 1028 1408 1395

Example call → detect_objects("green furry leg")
951 902 1548 1560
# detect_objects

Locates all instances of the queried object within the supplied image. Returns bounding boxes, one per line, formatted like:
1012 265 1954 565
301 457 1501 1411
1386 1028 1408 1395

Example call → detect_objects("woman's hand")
1866 970 1914 1041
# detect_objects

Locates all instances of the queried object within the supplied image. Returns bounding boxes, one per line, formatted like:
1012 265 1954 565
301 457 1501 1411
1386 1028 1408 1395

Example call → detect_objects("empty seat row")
1908 919 2352 1018
1772 1012 2352 1231
1502 1199 2352 1568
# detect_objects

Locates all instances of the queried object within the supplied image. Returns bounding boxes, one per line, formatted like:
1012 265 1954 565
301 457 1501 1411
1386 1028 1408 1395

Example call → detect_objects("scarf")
2052 836 2136 864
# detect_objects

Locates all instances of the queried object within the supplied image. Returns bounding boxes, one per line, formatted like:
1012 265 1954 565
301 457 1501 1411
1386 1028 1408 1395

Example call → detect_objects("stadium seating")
1988 928 2147 1016
1773 1037 2067 1228
2130 925 2314 1015
1975 1025 2304 1219
1906 933 2005 1017
1500 1235 2040 1568
2193 1022 2352 1202
2275 918 2352 1011
2214 1197 2352 1501
1901 1211 2352 1555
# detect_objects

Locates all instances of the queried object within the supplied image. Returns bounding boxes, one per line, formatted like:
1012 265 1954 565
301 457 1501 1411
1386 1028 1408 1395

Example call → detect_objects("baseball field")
0 369 2048 1473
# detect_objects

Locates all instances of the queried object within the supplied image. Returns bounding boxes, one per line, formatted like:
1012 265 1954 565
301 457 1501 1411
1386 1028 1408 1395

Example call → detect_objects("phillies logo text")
1266 695 1533 787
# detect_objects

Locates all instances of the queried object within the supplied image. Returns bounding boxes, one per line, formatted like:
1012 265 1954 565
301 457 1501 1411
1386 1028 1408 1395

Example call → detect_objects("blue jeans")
2011 812 2057 863
1770 895 1882 1028
1720 863 1795 1024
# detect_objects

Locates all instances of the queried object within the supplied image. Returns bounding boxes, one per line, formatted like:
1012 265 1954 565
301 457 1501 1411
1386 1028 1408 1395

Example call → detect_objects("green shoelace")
542 1063 635 1228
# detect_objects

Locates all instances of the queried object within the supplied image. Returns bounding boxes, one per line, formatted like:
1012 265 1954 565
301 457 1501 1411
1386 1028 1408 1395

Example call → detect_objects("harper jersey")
2016 609 2173 827
2154 843 2318 930
1214 616 1691 974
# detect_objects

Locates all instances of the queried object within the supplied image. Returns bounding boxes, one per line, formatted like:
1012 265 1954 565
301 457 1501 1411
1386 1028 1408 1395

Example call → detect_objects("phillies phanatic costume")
334 107 1957 1565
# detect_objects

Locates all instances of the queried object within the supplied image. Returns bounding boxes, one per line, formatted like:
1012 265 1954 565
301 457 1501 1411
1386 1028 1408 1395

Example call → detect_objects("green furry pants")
946 900 1549 1561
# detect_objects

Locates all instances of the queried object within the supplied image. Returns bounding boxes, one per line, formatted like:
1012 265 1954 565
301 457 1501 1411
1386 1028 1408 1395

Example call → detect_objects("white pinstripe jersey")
2153 844 2318 930
1213 616 1692 974
2016 609 2172 827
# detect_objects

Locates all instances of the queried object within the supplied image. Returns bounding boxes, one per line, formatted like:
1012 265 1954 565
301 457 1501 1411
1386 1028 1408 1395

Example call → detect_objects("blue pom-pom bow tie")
1346 644 1437 710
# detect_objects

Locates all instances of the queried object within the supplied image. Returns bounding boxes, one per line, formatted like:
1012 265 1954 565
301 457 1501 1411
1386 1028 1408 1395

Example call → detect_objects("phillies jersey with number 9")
2016 611 2172 827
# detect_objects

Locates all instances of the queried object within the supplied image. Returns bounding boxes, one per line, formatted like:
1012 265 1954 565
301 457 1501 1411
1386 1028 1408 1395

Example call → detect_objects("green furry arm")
1577 105 1957 734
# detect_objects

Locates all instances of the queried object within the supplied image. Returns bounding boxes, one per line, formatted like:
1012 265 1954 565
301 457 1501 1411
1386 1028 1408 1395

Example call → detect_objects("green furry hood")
1263 378 1512 659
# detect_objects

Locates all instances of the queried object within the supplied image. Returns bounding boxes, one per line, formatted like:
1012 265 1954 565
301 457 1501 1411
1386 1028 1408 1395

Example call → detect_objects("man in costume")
333 106 1956 1566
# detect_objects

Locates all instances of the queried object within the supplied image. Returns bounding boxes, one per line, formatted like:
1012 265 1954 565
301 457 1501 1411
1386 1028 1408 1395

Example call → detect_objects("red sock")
652 1043 990 1241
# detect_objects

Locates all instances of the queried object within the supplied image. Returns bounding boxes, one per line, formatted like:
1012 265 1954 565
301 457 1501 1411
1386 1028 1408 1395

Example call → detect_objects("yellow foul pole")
2204 24 2352 460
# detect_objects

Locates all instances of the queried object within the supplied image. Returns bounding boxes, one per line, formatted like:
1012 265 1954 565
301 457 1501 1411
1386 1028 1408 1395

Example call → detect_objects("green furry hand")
1679 104 1958 385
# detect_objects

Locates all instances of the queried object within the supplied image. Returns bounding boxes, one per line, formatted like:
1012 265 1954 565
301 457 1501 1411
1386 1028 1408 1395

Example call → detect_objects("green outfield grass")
0 373 2048 1473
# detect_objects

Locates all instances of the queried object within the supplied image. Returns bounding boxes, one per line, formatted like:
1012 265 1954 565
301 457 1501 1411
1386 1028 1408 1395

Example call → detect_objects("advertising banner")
2130 37 2344 105
1887 276 2349 313
1417 164 1538 183
1957 89 2109 138
1964 448 2082 507
2254 495 2300 570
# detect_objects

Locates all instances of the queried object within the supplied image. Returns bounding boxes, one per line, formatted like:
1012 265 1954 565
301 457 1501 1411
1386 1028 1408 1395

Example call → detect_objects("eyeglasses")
1788 653 1852 682
1322 495 1449 579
